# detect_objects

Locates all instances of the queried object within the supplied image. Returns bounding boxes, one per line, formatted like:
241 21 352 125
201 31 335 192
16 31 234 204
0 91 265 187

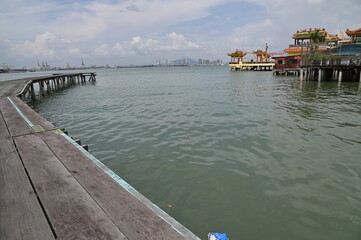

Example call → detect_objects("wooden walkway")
0 74 200 240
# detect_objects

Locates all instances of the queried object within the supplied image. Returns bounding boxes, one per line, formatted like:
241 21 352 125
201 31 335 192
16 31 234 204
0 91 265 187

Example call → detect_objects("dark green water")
22 66 361 239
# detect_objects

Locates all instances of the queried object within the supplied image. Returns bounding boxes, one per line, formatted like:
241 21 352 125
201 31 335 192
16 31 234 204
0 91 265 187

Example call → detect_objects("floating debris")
208 232 229 240
52 113 69 117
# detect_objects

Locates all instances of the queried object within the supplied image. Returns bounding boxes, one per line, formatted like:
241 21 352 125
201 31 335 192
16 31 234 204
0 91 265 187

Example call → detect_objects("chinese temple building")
284 28 339 56
252 50 273 62
274 27 361 81
227 49 247 64
346 28 361 43
227 45 275 71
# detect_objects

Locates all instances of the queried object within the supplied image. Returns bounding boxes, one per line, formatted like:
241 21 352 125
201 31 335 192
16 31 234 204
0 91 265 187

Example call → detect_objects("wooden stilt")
338 70 343 82
30 84 36 101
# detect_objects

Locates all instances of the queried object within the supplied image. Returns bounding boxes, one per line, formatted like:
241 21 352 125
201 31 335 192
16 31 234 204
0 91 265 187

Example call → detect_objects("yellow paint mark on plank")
31 125 44 132
52 129 64 134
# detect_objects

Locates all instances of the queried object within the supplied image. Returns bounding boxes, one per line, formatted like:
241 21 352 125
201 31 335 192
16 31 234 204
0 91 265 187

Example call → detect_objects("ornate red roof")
227 49 247 58
253 49 272 59
346 28 361 37
292 28 327 39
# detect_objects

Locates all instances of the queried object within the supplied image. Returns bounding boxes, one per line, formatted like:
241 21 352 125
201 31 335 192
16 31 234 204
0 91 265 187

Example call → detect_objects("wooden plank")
8 97 56 131
39 131 194 240
13 134 128 240
0 109 10 139
0 98 33 137
0 138 55 240
0 79 30 97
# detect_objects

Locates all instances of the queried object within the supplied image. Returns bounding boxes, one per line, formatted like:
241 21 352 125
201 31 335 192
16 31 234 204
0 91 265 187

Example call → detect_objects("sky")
1 0 360 68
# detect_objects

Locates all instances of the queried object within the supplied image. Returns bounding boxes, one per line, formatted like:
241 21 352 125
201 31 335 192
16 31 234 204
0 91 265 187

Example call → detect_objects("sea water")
4 66 361 239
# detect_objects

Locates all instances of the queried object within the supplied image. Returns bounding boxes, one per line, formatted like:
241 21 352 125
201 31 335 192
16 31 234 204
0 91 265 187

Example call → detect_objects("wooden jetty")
0 73 200 240
272 57 361 81
300 63 361 82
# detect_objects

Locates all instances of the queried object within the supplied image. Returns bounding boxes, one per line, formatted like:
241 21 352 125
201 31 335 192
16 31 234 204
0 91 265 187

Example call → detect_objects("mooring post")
307 68 310 80
312 68 316 80
30 83 36 101
338 70 343 82
45 80 50 92
39 81 44 96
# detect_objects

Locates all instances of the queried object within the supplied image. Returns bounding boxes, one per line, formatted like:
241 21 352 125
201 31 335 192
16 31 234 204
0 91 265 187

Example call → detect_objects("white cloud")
94 44 111 56
35 32 56 44
11 32 57 58
49 0 227 42
5 32 88 64
0 0 226 46
161 32 199 50
67 48 88 58
110 36 161 57
96 32 198 57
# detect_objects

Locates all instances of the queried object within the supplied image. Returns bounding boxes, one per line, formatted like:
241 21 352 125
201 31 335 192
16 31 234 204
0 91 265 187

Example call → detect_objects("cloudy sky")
1 0 360 68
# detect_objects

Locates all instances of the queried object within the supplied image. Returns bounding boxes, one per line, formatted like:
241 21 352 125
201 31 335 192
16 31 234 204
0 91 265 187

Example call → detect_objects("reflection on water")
27 66 361 240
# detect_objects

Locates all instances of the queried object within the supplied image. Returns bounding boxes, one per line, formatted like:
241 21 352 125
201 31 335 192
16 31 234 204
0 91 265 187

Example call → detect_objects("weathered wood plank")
0 109 10 139
13 134 128 240
8 97 56 131
0 138 55 240
0 79 30 97
0 98 33 137
39 131 193 240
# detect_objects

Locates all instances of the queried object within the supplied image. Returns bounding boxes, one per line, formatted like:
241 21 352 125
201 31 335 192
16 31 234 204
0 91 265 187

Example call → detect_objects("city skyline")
1 0 361 68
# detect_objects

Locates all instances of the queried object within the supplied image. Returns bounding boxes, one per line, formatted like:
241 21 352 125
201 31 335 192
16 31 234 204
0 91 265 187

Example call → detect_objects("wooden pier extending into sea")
0 73 200 240
273 62 361 82
300 64 361 82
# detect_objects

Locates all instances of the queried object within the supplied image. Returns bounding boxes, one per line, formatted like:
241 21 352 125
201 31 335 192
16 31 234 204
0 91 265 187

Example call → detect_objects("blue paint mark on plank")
7 97 34 127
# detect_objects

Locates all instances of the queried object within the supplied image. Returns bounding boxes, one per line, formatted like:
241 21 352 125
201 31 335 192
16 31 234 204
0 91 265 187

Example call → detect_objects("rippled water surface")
16 67 361 239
